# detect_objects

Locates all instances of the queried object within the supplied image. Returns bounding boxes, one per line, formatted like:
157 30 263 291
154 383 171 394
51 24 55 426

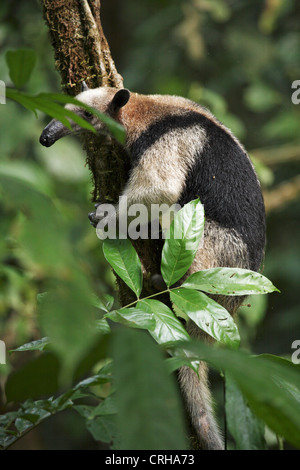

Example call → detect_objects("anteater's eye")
84 110 93 119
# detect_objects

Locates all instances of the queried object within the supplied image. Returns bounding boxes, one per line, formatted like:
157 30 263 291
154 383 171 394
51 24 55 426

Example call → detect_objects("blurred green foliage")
0 0 300 450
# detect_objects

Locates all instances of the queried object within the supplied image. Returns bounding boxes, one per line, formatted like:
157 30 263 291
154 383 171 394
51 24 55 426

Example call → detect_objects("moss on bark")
41 0 165 305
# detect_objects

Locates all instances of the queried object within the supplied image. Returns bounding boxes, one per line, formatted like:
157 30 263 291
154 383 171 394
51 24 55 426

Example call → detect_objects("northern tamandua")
40 84 266 450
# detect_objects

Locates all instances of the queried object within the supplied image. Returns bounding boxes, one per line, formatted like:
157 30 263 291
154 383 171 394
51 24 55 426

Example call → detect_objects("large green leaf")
105 307 155 330
6 88 95 132
182 267 279 295
6 49 37 88
112 328 187 450
107 300 196 372
0 172 70 270
43 93 127 143
181 340 300 449
6 87 37 114
137 299 190 346
103 238 143 298
6 89 126 143
0 161 54 197
38 274 98 382
257 353 300 372
225 374 266 450
170 288 240 348
161 199 205 287
5 353 60 403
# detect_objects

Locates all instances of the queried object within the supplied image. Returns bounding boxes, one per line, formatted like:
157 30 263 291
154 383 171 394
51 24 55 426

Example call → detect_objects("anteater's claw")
88 211 98 228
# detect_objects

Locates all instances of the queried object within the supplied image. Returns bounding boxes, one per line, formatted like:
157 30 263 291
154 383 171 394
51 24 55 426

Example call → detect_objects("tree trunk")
41 0 165 304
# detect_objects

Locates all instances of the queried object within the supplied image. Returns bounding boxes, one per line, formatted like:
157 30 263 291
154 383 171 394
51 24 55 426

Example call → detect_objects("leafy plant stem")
3 414 51 450
115 287 174 310
277 435 284 450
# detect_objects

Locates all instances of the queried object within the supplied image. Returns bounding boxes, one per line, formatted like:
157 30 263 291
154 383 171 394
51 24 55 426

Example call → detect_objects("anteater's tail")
178 360 223 450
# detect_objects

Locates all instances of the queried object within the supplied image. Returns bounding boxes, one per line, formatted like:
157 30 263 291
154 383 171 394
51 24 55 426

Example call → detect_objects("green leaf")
73 335 110 381
257 353 300 372
112 328 187 450
182 267 280 296
262 109 300 141
92 293 115 312
6 88 37 114
73 368 113 390
0 170 72 270
91 395 117 416
9 337 51 353
0 161 54 197
74 396 118 443
92 110 126 144
182 340 300 449
165 355 199 374
225 374 266 450
244 82 281 112
5 353 60 403
0 370 112 449
38 274 98 382
170 288 240 348
238 294 268 328
105 307 155 330
86 415 117 443
42 93 127 143
103 238 143 298
136 299 190 346
0 431 18 450
95 318 111 335
6 49 37 88
6 89 95 133
14 414 42 433
35 94 96 132
256 355 300 407
161 199 205 287
6 89 126 143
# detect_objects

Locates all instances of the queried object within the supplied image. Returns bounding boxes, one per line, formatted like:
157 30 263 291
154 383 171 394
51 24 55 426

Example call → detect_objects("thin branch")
80 0 108 83
251 145 300 166
263 174 300 212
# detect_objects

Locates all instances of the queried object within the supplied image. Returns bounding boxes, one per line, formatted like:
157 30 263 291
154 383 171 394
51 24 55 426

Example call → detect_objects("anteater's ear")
81 81 89 92
110 88 130 112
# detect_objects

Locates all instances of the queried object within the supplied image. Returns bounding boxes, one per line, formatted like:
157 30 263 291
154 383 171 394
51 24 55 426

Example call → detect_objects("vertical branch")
79 0 124 87
41 0 126 202
79 0 109 84
81 0 124 88
41 0 122 93
41 0 163 305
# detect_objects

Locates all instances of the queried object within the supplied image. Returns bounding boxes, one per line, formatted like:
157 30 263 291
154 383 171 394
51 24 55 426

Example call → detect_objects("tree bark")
41 0 165 304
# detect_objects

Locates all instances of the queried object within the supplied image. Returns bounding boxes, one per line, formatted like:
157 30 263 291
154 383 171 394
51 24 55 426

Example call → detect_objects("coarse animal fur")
40 85 266 450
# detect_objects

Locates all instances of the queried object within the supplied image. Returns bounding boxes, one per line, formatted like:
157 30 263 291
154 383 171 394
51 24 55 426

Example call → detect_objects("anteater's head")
39 82 130 147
